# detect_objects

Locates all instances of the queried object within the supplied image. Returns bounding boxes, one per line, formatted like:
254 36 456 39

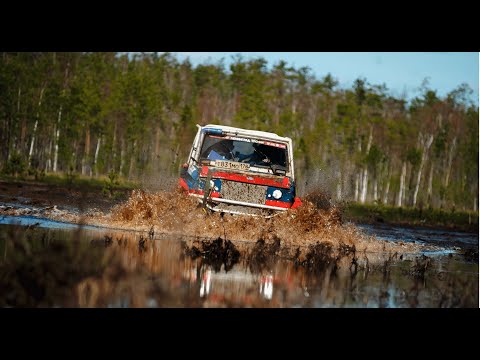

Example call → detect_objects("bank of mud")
0 179 130 213
344 202 478 233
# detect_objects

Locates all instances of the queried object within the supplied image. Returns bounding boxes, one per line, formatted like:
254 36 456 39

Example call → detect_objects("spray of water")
104 184 424 256
298 159 356 207
0 175 434 257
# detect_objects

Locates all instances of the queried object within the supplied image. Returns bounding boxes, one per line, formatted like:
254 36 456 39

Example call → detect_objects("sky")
171 52 479 105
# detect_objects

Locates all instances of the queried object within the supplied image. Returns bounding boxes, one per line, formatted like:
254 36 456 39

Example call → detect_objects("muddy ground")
0 180 130 213
0 180 478 307
0 180 477 262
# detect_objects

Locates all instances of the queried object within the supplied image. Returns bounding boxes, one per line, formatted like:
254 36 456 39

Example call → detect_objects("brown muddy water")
0 216 477 308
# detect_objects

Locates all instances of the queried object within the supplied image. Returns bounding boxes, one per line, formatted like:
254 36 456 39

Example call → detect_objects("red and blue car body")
179 124 302 216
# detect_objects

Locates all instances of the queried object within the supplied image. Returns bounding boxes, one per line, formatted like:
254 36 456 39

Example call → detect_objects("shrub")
2 152 26 177
103 169 120 198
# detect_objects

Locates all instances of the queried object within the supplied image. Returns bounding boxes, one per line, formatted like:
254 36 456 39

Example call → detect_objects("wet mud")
1 185 474 261
1 182 478 307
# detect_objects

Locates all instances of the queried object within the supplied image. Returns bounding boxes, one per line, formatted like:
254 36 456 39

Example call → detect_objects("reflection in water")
0 223 477 308
199 269 211 297
260 275 273 300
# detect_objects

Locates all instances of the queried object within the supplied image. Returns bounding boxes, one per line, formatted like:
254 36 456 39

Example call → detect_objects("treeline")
0 52 478 211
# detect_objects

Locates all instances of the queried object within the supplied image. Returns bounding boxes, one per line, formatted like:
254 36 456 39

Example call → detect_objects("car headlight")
272 189 283 200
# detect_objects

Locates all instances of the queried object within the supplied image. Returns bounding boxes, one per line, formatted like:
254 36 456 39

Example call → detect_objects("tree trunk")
274 106 280 128
28 86 45 165
128 140 137 180
94 136 101 177
112 120 118 172
53 105 62 173
82 126 90 176
46 137 53 172
397 162 407 207
336 170 342 200
17 87 21 114
20 119 27 153
360 168 368 203
17 87 21 148
383 177 390 205
155 127 161 159
360 128 372 204
28 120 38 164
373 178 378 202
72 140 78 172
413 134 434 207
172 143 181 169
427 163 434 207
212 93 218 122
444 136 457 188
321 147 327 164
354 172 359 202
53 128 60 173
120 138 125 176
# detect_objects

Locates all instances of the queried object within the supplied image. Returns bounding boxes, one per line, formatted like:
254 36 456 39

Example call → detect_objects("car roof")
202 124 291 143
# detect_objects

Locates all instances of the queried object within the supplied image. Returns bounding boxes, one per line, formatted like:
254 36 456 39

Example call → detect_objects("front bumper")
189 193 289 217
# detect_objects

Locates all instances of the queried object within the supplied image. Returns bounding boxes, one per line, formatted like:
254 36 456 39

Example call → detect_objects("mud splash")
108 189 433 256
1 187 442 260
183 237 240 272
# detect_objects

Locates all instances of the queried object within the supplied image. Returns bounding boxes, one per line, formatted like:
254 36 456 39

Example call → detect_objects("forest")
0 52 478 211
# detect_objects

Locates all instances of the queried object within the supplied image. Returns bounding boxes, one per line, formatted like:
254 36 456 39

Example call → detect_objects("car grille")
220 180 267 205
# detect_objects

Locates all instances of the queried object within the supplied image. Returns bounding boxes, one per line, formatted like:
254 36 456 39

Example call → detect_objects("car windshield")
199 135 288 170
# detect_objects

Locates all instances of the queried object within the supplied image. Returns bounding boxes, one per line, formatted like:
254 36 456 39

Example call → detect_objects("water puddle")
0 215 103 231
0 222 477 308
1 188 477 308
357 223 478 248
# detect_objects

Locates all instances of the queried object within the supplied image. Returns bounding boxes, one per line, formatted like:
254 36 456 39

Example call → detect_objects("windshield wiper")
253 147 271 164
252 148 286 175
270 164 287 175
